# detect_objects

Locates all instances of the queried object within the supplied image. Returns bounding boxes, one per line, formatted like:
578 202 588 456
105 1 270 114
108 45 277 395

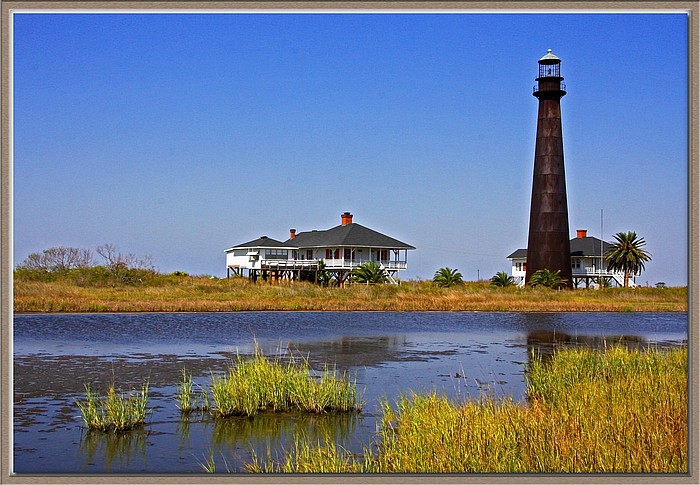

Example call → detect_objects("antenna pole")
600 209 604 288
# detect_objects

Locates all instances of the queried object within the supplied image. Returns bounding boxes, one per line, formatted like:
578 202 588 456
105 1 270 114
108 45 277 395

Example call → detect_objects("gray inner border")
1 1 698 484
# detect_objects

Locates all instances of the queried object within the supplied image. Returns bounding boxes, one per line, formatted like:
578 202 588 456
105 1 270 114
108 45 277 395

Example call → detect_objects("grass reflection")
202 412 360 473
78 429 147 472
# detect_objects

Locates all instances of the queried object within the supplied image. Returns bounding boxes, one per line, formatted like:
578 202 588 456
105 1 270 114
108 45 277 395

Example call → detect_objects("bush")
432 268 464 288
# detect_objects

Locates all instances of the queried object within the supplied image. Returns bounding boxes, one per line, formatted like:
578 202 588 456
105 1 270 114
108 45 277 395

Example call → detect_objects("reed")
175 368 195 414
247 346 687 473
209 347 361 418
14 277 687 313
76 381 150 433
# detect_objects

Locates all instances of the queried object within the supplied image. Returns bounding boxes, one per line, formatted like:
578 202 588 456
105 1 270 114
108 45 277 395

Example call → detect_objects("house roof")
226 236 294 252
507 236 612 260
286 223 415 250
570 236 613 257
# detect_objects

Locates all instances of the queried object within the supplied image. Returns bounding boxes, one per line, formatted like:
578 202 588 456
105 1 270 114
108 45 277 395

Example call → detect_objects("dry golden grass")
13 276 687 313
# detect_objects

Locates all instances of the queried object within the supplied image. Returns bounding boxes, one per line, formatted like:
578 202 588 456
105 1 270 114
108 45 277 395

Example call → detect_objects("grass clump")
76 381 150 433
209 347 361 418
176 368 196 414
248 346 687 473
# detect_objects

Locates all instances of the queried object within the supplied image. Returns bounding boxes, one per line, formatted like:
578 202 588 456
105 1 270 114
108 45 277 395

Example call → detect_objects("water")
12 311 687 474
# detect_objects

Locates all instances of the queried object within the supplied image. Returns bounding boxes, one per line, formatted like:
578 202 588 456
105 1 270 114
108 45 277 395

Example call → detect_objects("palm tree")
528 268 564 289
433 267 464 288
315 259 331 286
350 261 388 284
605 231 652 288
490 271 515 288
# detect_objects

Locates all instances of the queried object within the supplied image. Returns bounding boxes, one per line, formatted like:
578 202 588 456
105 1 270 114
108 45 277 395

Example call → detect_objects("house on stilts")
225 212 415 285
507 229 637 288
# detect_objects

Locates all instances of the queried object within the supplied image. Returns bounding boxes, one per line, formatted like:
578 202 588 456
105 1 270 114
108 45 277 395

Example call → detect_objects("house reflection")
287 335 408 371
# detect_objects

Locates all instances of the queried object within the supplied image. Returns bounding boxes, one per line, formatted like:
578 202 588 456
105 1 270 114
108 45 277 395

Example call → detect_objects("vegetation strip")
14 276 687 313
245 346 687 473
78 347 360 435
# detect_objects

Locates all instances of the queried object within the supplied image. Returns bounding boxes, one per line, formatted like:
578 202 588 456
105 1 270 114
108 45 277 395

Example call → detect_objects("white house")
507 229 637 288
225 212 415 285
224 235 312 280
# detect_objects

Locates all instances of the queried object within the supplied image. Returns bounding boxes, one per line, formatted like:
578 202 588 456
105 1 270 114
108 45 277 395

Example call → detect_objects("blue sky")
12 11 689 285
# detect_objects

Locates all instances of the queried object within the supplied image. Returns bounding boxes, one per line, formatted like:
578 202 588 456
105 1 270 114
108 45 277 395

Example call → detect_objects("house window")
306 249 313 260
325 249 332 259
334 248 340 259
344 248 351 260
264 249 288 260
572 259 581 270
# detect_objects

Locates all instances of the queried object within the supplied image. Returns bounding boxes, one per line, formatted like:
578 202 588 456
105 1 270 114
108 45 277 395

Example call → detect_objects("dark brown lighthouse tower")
525 49 572 288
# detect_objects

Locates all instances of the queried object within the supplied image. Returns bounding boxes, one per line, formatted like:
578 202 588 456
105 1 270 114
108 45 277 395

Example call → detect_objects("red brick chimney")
577 229 587 239
289 229 296 239
341 212 353 226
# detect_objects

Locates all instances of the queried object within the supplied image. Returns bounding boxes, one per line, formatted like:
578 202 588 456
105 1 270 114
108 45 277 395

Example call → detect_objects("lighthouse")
525 49 572 288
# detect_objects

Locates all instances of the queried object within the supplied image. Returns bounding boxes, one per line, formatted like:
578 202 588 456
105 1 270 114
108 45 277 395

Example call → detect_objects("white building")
225 212 415 285
507 229 637 288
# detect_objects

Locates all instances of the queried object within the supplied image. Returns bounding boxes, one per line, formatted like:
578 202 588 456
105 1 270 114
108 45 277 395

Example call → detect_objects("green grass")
176 368 196 414
209 346 361 418
76 381 150 433
247 346 688 473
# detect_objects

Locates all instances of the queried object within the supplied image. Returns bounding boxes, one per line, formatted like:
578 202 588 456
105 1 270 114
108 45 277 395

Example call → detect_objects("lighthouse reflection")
525 330 647 364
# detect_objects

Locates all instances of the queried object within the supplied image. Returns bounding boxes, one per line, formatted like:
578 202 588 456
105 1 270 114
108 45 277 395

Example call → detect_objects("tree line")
15 244 157 286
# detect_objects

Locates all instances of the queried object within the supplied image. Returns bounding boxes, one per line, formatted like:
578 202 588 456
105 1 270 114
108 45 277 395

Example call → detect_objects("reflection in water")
79 429 147 472
288 336 407 370
526 330 647 361
211 412 358 447
199 412 361 472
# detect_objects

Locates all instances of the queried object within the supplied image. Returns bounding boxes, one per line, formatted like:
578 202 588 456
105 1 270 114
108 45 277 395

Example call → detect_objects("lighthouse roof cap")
539 49 561 64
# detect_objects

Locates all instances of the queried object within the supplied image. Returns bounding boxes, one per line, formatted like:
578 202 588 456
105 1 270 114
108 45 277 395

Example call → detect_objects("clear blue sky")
12 11 689 286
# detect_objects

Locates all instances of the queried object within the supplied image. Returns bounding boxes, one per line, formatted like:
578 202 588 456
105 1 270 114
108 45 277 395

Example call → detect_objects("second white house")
507 229 636 288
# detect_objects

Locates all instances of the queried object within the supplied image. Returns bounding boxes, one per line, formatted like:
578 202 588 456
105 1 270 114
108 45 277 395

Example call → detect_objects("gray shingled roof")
570 236 612 257
227 236 293 250
507 248 527 259
507 236 611 259
286 223 415 250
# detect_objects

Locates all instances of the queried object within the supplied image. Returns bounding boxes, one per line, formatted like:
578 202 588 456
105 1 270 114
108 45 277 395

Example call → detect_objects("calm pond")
13 311 687 474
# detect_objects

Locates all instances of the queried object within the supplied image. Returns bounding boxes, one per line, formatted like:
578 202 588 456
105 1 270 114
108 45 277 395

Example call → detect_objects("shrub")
528 268 565 289
432 267 464 288
490 271 515 287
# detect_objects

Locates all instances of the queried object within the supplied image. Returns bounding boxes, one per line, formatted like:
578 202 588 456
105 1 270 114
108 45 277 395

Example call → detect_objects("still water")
13 311 687 474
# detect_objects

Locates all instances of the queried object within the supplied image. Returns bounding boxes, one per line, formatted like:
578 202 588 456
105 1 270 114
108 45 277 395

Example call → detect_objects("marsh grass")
176 368 196 414
76 381 150 433
209 347 361 418
248 346 687 473
14 276 687 312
